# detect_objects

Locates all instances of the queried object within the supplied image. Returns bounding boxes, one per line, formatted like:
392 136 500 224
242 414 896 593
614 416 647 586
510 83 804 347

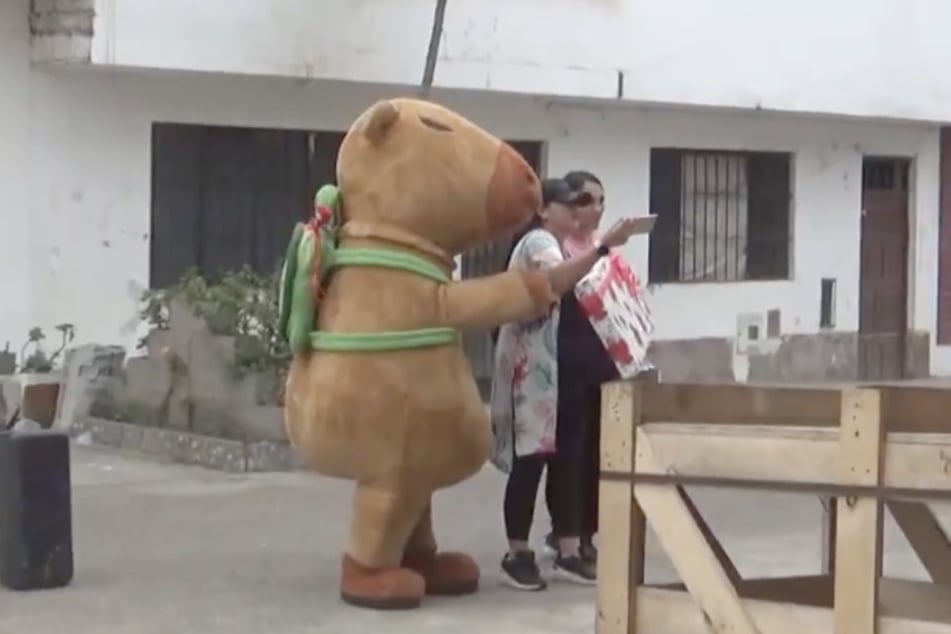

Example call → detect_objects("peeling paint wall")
60 0 951 122
30 0 94 62
3 2 951 376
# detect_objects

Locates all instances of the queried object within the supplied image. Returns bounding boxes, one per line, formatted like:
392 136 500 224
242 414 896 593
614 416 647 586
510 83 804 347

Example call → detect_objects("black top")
557 290 618 386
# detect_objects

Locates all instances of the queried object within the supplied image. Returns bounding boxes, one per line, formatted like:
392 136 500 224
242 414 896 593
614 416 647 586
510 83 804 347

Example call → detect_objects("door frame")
858 155 912 380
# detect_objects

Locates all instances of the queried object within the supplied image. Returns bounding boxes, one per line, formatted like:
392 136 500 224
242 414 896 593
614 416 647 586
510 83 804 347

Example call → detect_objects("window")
648 149 793 283
150 123 343 289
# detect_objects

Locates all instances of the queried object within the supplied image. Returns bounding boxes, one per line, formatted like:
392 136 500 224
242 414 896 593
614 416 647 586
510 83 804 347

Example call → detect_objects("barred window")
648 149 793 283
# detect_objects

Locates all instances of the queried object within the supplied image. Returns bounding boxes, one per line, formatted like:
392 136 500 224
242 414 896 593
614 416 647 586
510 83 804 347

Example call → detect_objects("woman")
543 170 615 568
543 170 657 566
490 178 639 591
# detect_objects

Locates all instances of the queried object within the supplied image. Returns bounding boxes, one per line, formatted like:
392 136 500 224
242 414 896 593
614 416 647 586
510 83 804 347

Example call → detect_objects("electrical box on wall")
735 310 782 355
735 313 764 355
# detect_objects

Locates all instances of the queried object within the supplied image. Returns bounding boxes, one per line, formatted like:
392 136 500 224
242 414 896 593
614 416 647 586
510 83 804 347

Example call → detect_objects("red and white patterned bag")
575 251 655 379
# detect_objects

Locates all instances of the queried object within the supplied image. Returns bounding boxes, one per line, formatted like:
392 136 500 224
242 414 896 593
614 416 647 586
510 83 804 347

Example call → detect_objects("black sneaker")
580 539 598 566
501 551 547 591
552 554 597 585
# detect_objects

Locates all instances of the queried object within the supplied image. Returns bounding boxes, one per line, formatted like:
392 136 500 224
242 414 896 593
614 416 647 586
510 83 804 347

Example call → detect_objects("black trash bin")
0 429 74 591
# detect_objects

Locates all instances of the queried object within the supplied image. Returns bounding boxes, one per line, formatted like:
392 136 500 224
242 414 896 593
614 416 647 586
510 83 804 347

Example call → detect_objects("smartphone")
630 215 658 235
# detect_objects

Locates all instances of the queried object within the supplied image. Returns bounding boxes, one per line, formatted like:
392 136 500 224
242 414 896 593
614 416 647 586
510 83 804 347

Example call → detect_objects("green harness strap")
309 246 457 352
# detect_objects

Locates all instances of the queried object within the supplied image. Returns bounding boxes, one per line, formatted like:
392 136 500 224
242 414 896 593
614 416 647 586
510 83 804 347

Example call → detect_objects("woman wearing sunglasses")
538 170 613 570
542 170 658 569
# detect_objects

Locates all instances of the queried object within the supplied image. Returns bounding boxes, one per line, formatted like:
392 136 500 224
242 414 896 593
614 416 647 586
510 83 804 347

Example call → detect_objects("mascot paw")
340 554 425 610
403 550 480 596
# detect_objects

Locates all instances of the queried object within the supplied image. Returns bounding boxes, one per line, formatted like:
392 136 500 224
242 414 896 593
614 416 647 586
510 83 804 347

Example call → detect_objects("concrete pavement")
0 445 938 633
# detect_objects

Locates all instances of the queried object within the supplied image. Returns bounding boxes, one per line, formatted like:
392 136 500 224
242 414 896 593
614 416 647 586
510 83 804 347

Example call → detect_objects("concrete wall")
5 0 950 378
0 2 34 355
35 0 951 121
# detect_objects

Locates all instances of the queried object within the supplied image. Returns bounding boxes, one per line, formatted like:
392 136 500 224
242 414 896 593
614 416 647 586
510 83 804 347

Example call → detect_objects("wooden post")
597 381 645 634
833 388 884 634
820 495 837 574
886 500 951 585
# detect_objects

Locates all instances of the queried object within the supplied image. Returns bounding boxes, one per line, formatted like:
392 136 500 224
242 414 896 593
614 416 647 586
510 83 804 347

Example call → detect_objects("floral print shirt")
489 229 564 473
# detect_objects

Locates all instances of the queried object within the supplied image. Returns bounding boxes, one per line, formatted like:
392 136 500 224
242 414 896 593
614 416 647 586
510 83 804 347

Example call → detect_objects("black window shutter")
746 152 791 280
149 124 206 289
649 149 683 283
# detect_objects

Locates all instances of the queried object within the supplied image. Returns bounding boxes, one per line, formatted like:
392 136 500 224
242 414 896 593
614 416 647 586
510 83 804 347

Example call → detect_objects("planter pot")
17 373 63 428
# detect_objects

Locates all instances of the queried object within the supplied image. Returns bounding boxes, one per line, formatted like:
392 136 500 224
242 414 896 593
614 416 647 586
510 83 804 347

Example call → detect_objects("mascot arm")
439 267 557 332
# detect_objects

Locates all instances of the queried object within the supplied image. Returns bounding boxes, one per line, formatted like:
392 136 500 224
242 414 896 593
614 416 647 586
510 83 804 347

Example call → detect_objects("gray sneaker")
552 554 597 586
501 551 547 591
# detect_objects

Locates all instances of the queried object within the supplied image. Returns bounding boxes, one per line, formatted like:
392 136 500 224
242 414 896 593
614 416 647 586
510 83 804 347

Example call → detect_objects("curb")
71 417 304 473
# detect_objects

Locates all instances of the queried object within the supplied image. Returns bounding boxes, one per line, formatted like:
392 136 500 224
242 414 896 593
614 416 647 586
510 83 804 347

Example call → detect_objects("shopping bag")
575 252 654 379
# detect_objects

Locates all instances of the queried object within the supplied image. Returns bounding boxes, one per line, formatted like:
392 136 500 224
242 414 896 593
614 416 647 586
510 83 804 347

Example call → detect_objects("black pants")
547 367 659 541
504 453 580 541
503 367 597 542
551 375 602 539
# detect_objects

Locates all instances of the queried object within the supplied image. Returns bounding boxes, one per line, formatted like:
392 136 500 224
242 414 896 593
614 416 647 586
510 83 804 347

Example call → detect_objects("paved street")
0 446 937 633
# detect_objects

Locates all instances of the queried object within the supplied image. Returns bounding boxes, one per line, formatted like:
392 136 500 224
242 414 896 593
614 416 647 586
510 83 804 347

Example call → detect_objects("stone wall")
649 330 930 383
73 417 301 472
116 300 287 443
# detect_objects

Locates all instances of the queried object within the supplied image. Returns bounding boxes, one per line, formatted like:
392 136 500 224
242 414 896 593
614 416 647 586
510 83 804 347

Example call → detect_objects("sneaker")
552 554 597 585
580 540 598 566
501 551 547 591
543 532 558 559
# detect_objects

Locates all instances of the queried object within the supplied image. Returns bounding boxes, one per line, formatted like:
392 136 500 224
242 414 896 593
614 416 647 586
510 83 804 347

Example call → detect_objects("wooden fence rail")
597 381 951 634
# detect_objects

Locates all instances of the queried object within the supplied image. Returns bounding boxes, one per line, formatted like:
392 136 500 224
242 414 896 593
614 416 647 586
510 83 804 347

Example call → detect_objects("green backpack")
278 184 340 354
277 185 459 354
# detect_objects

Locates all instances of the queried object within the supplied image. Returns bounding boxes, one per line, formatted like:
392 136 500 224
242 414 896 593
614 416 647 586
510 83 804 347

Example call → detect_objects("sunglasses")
574 192 605 207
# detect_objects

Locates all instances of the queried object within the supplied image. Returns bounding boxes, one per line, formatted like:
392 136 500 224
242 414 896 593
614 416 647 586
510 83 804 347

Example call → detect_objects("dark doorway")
859 157 910 381
150 123 343 288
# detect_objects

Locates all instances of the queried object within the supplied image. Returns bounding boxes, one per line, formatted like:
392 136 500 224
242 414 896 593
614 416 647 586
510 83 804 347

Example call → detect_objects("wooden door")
858 158 910 380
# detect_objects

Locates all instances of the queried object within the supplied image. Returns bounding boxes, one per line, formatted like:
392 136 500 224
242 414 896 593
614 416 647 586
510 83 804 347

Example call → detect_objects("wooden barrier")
597 381 951 634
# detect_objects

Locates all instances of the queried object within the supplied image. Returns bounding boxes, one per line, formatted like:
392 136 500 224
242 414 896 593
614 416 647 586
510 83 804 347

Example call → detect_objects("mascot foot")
340 555 425 610
403 550 481 596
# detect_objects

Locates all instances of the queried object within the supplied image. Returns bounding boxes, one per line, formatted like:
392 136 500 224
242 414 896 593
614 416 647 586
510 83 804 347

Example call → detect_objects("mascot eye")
419 116 453 132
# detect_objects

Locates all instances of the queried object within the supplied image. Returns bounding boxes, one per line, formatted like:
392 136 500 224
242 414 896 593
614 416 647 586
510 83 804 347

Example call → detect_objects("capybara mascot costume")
280 98 556 610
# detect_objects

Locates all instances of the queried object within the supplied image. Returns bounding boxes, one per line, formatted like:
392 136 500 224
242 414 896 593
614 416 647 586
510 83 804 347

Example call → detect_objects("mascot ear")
364 100 400 145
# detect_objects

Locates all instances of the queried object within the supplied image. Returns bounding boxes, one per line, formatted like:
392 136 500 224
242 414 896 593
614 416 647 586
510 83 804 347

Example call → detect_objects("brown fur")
283 98 555 608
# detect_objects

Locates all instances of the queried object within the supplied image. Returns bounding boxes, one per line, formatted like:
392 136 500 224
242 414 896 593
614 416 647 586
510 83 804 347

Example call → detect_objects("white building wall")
0 3 35 353
43 0 951 122
4 0 948 375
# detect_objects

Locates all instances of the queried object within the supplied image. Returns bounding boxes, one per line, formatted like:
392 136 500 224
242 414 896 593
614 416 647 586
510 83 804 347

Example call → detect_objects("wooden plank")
725 575 951 622
633 427 757 634
636 423 951 496
880 576 951 624
597 381 644 634
821 496 837 574
833 388 885 634
636 382 842 426
678 487 743 586
627 380 951 433
652 574 833 608
878 386 951 434
887 500 951 584
635 587 951 634
738 574 834 608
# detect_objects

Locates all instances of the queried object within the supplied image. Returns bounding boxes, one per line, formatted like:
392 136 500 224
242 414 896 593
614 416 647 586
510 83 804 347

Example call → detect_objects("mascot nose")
485 143 542 234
